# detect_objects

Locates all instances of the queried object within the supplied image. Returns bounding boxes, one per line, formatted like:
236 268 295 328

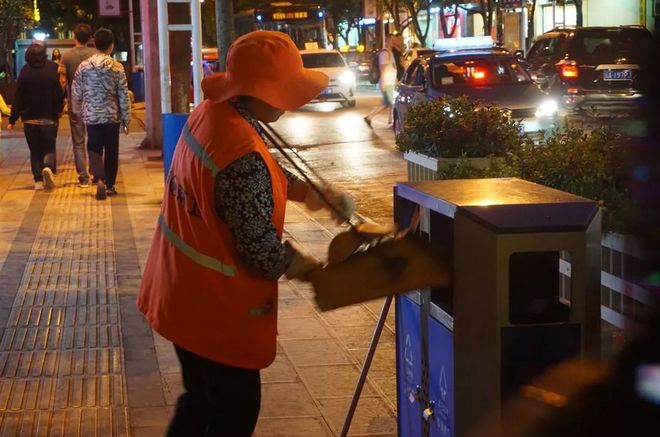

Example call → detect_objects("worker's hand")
122 124 129 135
6 124 13 131
304 185 355 224
284 240 322 280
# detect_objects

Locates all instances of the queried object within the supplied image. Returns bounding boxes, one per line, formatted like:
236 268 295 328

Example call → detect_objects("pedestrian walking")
364 34 398 128
0 91 10 134
8 43 63 190
137 31 355 437
70 28 130 200
59 23 96 187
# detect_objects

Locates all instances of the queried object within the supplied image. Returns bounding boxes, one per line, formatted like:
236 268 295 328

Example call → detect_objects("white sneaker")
42 168 56 189
34 181 43 191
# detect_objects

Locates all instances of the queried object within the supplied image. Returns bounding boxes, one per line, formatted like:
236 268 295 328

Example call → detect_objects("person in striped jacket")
71 27 131 200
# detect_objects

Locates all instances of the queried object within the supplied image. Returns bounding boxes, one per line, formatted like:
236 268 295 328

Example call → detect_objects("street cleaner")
137 31 356 436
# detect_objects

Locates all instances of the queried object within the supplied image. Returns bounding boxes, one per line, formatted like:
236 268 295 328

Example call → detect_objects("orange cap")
202 31 329 110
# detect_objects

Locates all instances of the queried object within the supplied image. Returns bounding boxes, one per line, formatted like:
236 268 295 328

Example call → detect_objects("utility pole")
169 3 192 113
139 0 162 148
216 0 235 71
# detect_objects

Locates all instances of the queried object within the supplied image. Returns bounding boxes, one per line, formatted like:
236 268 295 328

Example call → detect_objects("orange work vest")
137 99 288 369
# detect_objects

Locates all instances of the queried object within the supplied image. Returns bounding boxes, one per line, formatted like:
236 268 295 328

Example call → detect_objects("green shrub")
395 95 527 158
506 126 634 234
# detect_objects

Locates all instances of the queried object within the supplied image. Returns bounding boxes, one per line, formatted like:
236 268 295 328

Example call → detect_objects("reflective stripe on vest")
158 214 236 277
182 123 220 176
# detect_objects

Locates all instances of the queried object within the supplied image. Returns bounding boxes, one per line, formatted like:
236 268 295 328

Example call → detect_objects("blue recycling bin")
162 113 189 179
393 178 602 437
130 71 145 102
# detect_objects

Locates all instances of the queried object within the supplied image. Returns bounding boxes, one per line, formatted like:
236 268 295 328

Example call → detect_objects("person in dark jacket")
8 43 64 190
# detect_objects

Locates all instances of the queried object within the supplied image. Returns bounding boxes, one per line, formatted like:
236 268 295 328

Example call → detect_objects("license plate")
321 87 333 95
603 69 632 81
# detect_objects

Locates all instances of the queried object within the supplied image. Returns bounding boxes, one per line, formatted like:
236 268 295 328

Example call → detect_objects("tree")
573 0 583 26
325 0 361 48
0 0 32 80
401 0 431 46
526 0 538 48
438 0 461 38
37 0 132 63
477 0 496 37
216 0 235 71
378 0 411 35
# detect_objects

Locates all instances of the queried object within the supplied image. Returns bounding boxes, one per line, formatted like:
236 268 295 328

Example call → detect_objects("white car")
299 49 356 108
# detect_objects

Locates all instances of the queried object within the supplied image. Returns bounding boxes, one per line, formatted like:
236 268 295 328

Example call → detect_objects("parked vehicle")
393 49 559 137
401 47 436 70
522 25 653 117
299 49 356 108
344 51 372 80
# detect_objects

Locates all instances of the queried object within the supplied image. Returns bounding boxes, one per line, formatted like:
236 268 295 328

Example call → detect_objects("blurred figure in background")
364 34 398 128
8 43 63 190
59 23 95 187
51 48 62 65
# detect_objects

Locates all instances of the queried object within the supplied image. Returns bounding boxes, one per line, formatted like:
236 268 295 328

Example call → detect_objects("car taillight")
473 69 487 80
556 59 579 79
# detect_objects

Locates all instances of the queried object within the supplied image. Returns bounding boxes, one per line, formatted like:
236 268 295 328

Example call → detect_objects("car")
344 51 372 80
401 47 437 70
393 49 560 138
522 25 654 117
299 49 356 108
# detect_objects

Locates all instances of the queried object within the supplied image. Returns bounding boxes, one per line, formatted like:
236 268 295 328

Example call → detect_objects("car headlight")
339 71 355 85
535 99 558 118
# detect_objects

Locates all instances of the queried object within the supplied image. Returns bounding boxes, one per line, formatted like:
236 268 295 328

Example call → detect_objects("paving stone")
260 382 320 418
128 406 170 427
316 396 397 436
261 353 298 384
321 305 379 328
333 325 396 350
347 347 397 380
278 297 317 319
280 338 353 367
254 416 333 437
297 364 375 398
277 317 332 340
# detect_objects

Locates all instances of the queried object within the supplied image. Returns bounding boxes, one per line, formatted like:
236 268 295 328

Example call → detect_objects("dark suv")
524 25 653 116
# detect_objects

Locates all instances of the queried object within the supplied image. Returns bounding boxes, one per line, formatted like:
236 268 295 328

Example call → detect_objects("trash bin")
162 113 189 179
393 178 602 437
130 71 145 102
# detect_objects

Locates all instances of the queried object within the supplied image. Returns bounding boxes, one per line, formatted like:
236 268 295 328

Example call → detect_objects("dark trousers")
86 123 119 188
23 123 58 182
167 345 261 437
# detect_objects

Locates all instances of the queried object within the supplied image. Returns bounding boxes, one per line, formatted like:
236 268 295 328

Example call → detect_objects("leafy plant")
507 125 634 234
427 125 635 234
395 95 527 158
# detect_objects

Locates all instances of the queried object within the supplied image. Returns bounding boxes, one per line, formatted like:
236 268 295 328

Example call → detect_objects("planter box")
600 232 653 330
404 151 491 182
403 151 654 350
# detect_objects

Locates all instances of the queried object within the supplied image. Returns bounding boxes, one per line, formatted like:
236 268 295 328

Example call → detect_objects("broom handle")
259 122 361 229
340 295 394 437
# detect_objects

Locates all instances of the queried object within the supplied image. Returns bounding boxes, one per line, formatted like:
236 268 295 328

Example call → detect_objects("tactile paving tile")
0 147 129 435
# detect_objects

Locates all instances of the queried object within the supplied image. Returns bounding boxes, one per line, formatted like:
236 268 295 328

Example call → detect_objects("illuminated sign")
272 11 308 20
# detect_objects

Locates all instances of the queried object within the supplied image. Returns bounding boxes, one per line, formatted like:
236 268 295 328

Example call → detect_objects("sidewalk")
0 131 398 436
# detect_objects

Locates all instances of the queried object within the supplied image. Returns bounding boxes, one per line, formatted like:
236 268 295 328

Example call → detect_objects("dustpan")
307 232 451 311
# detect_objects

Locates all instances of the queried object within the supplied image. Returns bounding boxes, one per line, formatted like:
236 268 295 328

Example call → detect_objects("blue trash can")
130 71 145 102
162 113 189 179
